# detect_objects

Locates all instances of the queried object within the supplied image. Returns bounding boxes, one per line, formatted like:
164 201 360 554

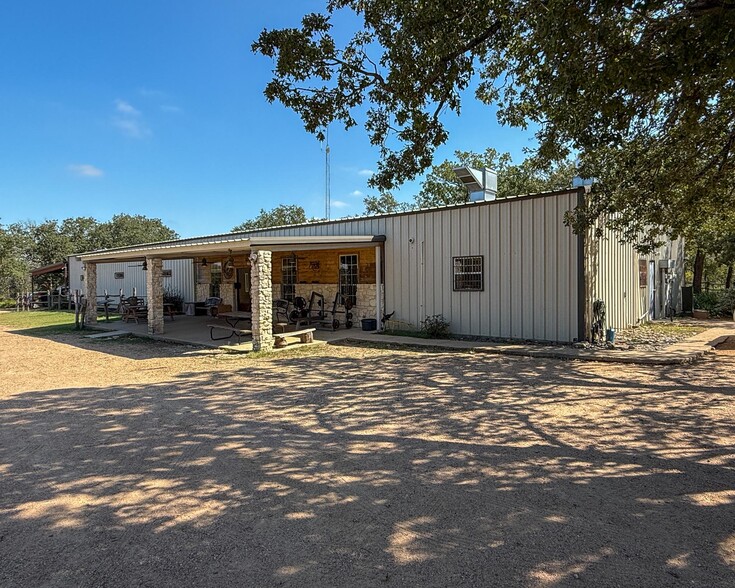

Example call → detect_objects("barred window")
162 269 172 278
453 256 484 291
281 256 297 301
339 254 359 306
114 272 124 279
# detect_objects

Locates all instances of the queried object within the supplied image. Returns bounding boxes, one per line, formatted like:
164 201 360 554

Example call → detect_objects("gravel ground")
1 327 734 587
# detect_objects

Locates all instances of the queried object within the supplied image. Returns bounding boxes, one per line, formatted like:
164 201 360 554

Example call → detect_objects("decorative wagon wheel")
223 252 236 280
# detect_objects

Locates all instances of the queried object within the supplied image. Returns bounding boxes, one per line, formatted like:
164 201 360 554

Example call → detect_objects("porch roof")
30 261 67 277
77 234 386 263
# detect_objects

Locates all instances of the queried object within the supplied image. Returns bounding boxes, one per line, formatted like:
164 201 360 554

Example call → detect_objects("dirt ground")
1 327 734 588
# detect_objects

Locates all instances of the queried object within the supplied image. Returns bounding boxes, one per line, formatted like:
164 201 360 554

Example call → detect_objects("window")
638 259 648 288
162 269 172 278
281 256 297 301
114 272 124 280
209 262 222 298
339 254 359 306
453 256 484 291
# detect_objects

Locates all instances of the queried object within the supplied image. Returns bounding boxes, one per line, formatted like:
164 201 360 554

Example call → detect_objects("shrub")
694 289 735 317
163 288 184 312
0 298 17 309
421 314 451 338
716 289 735 316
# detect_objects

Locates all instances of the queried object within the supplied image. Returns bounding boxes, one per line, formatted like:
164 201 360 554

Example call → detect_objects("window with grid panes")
452 256 484 291
339 254 358 306
281 256 297 301
209 263 222 298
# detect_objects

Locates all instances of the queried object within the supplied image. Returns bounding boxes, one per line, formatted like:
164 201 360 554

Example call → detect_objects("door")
236 268 251 311
648 260 656 319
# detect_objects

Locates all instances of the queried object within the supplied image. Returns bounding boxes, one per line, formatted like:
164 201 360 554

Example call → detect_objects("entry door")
648 260 656 319
236 268 251 311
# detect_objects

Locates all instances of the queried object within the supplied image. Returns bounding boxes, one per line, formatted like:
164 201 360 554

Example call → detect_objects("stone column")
195 259 211 301
83 262 98 326
250 250 274 352
146 257 164 335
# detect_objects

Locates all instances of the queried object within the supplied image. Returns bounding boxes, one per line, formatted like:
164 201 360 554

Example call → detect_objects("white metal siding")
253 191 581 342
69 258 195 301
594 228 684 330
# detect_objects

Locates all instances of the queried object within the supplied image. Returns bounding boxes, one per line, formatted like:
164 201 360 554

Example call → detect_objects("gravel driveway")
1 327 734 587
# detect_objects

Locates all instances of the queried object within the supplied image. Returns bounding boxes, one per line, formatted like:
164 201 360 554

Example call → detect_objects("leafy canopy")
232 204 308 231
254 1 735 243
364 149 576 213
0 214 178 297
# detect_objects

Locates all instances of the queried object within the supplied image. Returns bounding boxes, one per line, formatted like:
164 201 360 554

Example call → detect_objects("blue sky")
0 1 537 238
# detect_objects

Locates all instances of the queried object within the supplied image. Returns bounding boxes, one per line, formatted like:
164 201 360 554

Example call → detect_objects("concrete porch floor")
93 314 367 351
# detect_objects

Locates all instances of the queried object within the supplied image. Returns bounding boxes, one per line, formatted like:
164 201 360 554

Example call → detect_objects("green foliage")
421 314 451 339
0 214 178 299
0 297 17 308
693 289 735 317
254 1 735 247
415 149 575 208
363 192 411 214
0 310 76 331
95 214 178 249
163 288 184 312
232 205 308 231
363 149 575 214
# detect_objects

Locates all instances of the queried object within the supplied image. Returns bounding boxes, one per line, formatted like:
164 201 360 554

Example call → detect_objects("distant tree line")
0 214 177 299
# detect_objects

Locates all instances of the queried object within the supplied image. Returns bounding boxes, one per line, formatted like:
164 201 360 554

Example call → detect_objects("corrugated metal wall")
69 258 195 301
252 191 581 342
594 226 684 330
594 228 640 330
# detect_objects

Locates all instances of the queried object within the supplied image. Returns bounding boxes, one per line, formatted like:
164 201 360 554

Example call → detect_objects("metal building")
68 257 195 302
77 188 682 344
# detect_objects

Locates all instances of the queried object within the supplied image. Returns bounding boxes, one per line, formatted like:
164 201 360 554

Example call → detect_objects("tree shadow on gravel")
1 351 734 587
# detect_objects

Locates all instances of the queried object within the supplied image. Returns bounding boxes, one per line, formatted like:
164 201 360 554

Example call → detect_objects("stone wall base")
275 283 378 320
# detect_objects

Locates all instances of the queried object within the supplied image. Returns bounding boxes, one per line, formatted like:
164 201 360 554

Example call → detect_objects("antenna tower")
325 127 331 220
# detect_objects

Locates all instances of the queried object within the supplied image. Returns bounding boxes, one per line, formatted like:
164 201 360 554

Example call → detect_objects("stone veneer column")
250 250 274 352
83 262 98 326
146 257 164 335
195 260 211 301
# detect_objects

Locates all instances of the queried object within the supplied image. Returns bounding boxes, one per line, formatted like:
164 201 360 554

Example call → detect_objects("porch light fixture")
142 260 147 271
201 258 208 267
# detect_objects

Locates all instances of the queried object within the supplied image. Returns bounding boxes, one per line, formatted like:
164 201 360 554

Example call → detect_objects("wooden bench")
273 327 316 348
208 323 252 343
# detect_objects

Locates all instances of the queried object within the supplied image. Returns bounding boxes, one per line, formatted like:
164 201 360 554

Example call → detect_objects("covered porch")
93 314 368 350
78 234 386 351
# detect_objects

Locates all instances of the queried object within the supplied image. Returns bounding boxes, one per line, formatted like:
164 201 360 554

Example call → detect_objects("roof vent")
453 166 497 202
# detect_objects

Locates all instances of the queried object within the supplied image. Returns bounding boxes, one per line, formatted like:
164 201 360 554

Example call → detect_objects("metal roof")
78 234 385 263
30 261 66 277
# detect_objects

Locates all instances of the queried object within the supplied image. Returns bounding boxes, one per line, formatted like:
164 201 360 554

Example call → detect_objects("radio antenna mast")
324 127 331 220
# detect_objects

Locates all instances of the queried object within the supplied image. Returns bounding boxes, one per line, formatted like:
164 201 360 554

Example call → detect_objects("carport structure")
78 233 386 351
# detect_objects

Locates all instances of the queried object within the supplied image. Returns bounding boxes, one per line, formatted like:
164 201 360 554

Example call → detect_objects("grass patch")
0 310 80 335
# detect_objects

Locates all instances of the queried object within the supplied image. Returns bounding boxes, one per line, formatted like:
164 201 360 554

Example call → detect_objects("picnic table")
121 297 147 323
217 311 252 328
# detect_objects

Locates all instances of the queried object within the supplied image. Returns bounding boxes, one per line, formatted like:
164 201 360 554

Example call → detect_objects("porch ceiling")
77 234 386 263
